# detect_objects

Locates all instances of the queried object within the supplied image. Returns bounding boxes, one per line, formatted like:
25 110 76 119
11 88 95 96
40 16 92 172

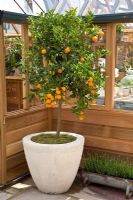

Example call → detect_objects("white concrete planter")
23 132 84 194
122 88 130 96
130 88 133 95
114 87 123 97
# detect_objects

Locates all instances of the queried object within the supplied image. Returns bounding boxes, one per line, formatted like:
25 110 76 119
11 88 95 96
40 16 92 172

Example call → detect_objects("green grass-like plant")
84 153 133 179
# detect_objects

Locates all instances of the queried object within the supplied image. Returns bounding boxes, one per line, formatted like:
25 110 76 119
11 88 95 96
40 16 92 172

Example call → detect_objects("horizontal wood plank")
7 152 26 170
53 107 133 129
6 121 48 144
52 119 133 154
6 109 48 132
85 135 133 154
7 163 29 182
6 141 23 158
58 120 133 141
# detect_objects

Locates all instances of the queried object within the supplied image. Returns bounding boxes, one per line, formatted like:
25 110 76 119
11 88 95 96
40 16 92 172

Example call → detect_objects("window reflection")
115 23 133 111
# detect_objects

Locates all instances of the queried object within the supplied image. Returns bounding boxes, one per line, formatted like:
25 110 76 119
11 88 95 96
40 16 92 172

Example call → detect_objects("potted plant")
81 153 133 199
121 75 133 96
21 9 107 194
115 81 123 97
116 24 127 42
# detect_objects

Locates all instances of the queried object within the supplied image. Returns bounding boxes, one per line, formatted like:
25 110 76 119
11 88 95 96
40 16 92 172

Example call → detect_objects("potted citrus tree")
22 9 107 194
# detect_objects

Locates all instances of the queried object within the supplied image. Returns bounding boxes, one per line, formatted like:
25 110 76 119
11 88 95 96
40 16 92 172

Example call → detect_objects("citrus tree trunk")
56 100 62 137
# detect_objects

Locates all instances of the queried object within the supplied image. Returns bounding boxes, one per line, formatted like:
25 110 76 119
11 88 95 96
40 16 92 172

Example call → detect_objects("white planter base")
23 132 84 194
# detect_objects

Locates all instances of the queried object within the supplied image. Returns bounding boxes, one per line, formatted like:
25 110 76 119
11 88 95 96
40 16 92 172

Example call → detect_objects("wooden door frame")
0 24 7 184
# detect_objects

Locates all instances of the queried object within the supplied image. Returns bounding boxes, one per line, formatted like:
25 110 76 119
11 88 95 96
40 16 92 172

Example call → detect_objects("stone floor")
0 176 133 200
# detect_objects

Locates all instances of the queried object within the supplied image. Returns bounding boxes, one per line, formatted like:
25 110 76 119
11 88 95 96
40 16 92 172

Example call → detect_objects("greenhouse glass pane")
114 23 133 111
0 0 26 14
0 0 133 15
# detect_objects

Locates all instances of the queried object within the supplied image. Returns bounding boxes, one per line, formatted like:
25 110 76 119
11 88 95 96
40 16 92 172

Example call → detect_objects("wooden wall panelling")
6 141 23 158
5 106 48 182
6 121 48 145
6 152 28 182
59 120 133 154
21 24 29 110
6 121 48 157
56 120 133 141
6 107 48 132
0 24 7 184
6 77 23 111
6 108 48 156
53 107 133 129
52 107 133 155
105 23 116 110
84 109 133 129
7 163 29 182
85 135 133 154
7 152 26 170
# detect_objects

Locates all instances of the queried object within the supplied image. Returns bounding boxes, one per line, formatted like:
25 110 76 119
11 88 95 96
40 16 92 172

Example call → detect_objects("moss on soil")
31 134 76 144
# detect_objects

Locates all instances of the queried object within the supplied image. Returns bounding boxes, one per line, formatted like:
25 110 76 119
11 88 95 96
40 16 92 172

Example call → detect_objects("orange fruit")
46 104 52 108
51 96 54 101
36 84 42 89
91 99 96 104
92 36 98 42
56 90 61 95
64 47 71 54
79 116 84 120
88 81 94 87
51 101 56 106
46 99 52 104
58 68 63 74
90 90 95 95
80 111 84 115
88 77 93 82
93 85 96 89
49 71 55 75
99 31 104 38
41 49 47 55
55 95 62 100
47 94 53 99
80 57 85 62
56 87 59 91
61 87 66 92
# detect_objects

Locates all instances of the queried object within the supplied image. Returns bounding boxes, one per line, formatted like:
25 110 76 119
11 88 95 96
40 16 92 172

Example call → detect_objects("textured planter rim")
80 170 133 199
23 131 83 147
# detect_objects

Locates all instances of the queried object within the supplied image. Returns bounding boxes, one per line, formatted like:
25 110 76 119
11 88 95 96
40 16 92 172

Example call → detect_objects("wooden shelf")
116 41 133 46
6 75 22 80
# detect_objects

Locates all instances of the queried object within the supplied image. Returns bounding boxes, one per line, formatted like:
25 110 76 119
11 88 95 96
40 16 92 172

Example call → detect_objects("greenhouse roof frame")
0 10 133 24
0 10 28 24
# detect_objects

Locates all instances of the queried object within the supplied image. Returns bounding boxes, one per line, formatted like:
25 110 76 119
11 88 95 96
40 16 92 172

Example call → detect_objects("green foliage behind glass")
5 37 22 75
